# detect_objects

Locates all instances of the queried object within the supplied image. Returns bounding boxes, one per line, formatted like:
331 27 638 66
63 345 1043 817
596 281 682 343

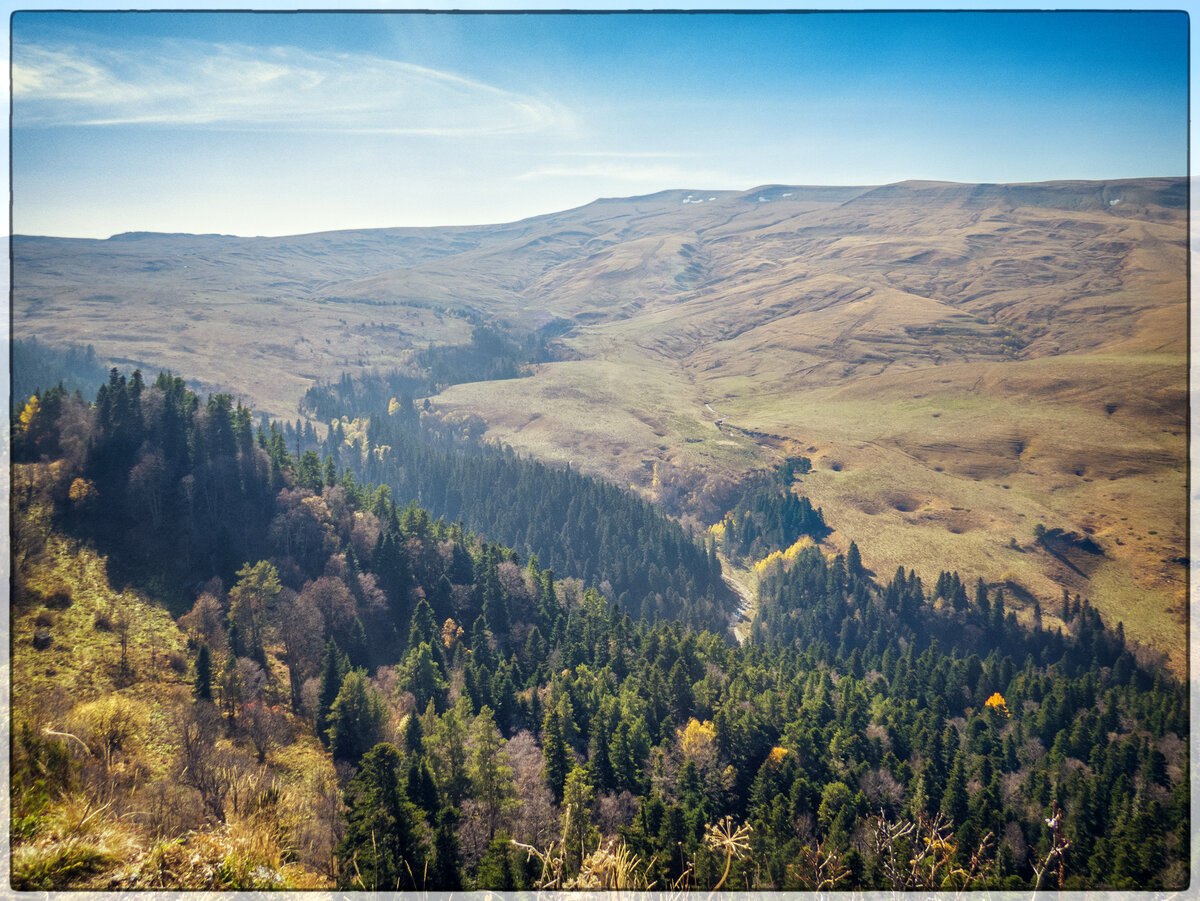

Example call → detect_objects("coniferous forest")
10 368 1190 891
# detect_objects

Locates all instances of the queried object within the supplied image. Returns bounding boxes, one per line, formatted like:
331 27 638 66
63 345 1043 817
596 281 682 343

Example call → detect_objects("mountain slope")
12 176 1188 670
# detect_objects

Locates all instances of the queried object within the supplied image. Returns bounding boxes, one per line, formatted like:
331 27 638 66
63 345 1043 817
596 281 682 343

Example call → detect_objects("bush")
45 583 73 609
11 839 114 890
94 612 112 632
167 652 189 675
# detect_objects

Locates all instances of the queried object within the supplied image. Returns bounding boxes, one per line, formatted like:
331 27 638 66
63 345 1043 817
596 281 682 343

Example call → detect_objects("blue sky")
10 10 1189 238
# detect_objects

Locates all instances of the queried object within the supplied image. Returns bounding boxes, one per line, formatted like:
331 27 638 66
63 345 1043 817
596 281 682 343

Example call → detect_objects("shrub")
93 612 112 632
11 838 114 890
45 583 73 608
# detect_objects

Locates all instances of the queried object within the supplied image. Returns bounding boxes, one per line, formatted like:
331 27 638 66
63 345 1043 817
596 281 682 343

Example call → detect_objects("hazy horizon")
11 173 1191 242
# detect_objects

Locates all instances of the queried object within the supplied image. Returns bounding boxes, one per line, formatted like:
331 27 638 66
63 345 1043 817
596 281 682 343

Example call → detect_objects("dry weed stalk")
511 835 567 889
568 838 654 890
703 814 752 896
1030 802 1071 893
870 810 994 894
790 837 851 891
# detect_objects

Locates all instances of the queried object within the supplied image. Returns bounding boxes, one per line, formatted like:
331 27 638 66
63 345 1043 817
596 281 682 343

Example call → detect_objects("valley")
10 176 1190 892
13 176 1188 672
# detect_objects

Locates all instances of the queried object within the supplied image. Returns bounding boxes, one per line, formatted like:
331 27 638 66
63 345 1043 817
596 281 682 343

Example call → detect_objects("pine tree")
401 642 448 713
542 708 570 806
327 670 387 763
345 617 370 670
316 639 347 746
941 756 969 828
846 540 862 576
403 709 424 757
406 756 440 820
427 808 463 890
475 831 519 890
409 596 438 650
429 700 471 806
193 643 212 701
337 743 425 890
561 763 599 872
469 706 515 841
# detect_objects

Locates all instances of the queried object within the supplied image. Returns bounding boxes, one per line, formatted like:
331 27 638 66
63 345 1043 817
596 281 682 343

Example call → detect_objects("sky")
9 8 1191 239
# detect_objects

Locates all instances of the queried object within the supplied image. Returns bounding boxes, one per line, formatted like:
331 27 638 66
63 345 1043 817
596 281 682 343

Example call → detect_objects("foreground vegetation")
10 369 1188 891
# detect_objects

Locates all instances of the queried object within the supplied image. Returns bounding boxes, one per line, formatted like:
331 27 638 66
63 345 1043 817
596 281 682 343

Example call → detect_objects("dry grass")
10 517 336 890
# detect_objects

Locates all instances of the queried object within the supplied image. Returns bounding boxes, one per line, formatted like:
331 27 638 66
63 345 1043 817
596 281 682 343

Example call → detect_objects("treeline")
13 370 279 606
415 323 562 388
300 322 574 422
734 546 1188 889
318 390 733 633
302 370 429 423
12 338 114 413
711 457 828 561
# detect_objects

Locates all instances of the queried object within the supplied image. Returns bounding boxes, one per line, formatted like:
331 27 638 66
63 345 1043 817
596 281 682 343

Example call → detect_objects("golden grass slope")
11 509 335 889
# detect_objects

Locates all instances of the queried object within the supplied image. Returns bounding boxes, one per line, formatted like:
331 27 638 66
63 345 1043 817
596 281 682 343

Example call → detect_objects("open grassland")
439 342 1187 673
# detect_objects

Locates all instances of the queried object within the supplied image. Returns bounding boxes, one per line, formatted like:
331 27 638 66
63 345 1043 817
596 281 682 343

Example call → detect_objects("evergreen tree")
193 643 212 701
316 639 347 746
542 708 571 806
406 756 440 820
941 756 969 828
345 617 370 670
475 832 520 890
561 763 599 872
400 641 448 713
469 706 515 841
337 743 426 890
327 670 387 763
427 808 463 890
846 541 862 576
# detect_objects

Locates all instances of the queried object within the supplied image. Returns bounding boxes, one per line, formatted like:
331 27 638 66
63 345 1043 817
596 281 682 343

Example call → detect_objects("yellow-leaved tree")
984 692 1010 718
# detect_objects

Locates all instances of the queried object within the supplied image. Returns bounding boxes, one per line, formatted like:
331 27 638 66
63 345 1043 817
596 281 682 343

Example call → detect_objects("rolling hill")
12 176 1188 671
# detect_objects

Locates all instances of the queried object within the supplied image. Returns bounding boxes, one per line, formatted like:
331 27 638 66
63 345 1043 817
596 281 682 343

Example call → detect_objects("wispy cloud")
13 38 563 135
518 158 729 186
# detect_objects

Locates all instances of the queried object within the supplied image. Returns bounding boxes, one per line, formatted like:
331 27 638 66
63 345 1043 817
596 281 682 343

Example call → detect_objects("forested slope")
10 370 1188 891
307 374 733 632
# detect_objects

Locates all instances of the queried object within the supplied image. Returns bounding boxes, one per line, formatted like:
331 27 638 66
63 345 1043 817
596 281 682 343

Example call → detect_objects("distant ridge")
847 176 1186 211
11 176 1186 243
108 231 238 241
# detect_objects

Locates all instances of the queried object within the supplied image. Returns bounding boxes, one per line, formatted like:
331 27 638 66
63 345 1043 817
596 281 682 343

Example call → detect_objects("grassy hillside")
11 488 336 890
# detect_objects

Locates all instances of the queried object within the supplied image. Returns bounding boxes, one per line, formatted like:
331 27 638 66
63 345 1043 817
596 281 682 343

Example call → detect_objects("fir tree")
193 643 212 701
337 743 425 890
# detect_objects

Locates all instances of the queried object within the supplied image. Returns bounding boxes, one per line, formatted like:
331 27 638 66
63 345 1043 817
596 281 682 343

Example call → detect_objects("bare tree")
596 790 639 837
869 810 994 892
274 589 323 711
298 575 356 642
174 703 230 822
114 606 134 680
239 700 290 764
506 730 558 847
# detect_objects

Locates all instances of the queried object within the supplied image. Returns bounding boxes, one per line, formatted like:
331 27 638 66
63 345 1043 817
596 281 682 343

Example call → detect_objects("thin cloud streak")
518 161 733 185
13 38 565 136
